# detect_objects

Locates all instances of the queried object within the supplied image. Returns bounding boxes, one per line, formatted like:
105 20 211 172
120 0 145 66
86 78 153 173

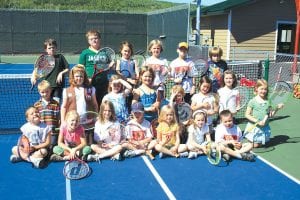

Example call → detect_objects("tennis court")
0 60 300 199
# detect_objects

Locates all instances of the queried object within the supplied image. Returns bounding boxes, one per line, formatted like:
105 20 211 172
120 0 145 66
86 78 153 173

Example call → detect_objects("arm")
32 131 51 150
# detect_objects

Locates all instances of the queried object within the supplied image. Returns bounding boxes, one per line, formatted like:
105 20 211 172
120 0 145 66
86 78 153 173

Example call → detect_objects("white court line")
257 155 300 185
66 178 72 200
142 156 176 200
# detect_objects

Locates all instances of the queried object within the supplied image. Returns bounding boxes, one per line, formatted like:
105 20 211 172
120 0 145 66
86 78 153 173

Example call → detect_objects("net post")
263 54 270 82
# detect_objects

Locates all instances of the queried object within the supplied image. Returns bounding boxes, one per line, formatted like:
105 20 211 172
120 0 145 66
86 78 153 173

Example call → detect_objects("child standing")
132 66 160 122
102 75 132 124
87 101 123 162
215 110 254 161
154 105 188 158
122 102 155 159
186 110 211 159
31 38 69 103
34 80 60 146
10 107 51 168
205 46 228 93
244 79 283 147
51 110 91 161
169 42 196 104
79 29 115 106
191 76 219 135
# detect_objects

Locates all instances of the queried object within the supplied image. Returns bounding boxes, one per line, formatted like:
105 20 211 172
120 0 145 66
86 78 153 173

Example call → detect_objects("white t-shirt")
218 87 238 113
187 124 209 145
20 122 51 146
125 119 153 140
214 123 242 143
191 93 216 125
94 121 122 146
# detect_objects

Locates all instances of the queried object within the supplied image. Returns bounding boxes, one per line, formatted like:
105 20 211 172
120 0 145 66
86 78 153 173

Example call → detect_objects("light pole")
195 0 201 45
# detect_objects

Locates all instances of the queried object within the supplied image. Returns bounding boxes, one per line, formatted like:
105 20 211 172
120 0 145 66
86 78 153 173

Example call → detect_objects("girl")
154 105 187 158
51 110 91 161
191 76 219 137
217 70 239 115
115 41 139 86
186 110 211 159
102 74 132 123
10 107 51 168
132 66 160 122
61 64 98 123
87 101 123 162
245 79 283 147
144 39 169 100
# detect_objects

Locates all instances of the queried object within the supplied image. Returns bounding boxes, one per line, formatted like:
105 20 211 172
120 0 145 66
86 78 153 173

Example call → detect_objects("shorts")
244 123 271 145
53 145 91 156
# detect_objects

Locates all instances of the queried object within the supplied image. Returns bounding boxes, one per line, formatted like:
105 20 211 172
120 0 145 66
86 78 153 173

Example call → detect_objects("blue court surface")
1 134 300 200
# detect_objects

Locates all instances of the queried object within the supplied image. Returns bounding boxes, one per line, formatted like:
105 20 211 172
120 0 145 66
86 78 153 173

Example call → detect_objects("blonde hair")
171 85 185 97
65 110 80 123
147 39 163 53
25 106 37 118
85 29 101 40
108 74 123 92
209 46 223 58
254 79 269 99
98 100 116 123
37 80 51 92
158 105 177 124
69 64 89 87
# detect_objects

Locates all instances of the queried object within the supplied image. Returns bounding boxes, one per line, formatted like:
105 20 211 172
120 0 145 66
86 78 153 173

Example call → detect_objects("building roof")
196 0 256 16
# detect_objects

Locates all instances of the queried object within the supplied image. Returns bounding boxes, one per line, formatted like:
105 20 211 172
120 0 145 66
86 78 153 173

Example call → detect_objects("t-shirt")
218 87 239 113
247 97 270 123
156 122 179 147
125 119 152 141
206 59 228 93
94 121 122 146
20 122 51 146
60 123 85 147
187 124 209 145
191 93 216 125
215 123 242 143
102 92 128 123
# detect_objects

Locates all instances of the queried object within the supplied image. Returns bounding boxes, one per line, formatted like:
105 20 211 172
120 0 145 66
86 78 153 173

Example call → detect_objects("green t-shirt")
247 97 270 122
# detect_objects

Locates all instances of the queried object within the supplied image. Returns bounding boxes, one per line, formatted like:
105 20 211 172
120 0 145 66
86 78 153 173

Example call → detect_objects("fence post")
263 54 270 82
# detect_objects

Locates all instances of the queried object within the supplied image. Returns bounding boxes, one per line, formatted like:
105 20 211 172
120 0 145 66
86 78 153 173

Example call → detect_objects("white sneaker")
87 154 101 163
111 153 122 161
179 152 189 157
30 157 44 168
188 152 198 159
159 152 165 159
123 150 136 158
10 155 22 163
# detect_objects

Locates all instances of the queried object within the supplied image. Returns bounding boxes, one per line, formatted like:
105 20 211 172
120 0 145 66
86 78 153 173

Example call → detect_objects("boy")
30 38 69 103
10 107 52 168
122 102 155 159
205 46 228 93
215 110 255 162
34 80 60 146
169 42 196 104
79 29 115 107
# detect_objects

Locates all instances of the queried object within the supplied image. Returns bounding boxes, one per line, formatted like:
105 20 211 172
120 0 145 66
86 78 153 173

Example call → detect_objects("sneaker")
159 152 165 159
241 153 255 162
50 154 64 162
179 152 189 158
87 154 101 162
188 152 198 159
81 154 88 161
10 155 22 163
222 153 231 162
30 157 46 168
111 153 122 161
123 150 136 158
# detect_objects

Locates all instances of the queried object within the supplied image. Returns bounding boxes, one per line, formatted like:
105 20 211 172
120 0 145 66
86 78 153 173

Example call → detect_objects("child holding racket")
191 76 219 138
10 106 52 168
122 102 156 159
30 38 69 103
50 110 91 161
244 79 283 147
144 39 169 101
186 110 211 159
154 105 188 158
132 66 160 122
34 80 60 146
79 29 115 107
87 100 124 162
205 46 228 93
215 110 255 161
102 75 132 124
169 42 196 104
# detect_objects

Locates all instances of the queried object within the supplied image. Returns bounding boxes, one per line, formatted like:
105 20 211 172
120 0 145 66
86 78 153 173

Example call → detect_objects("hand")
174 78 182 84
30 76 37 85
201 102 211 110
233 142 242 149
190 85 196 95
56 72 63 84
69 148 77 160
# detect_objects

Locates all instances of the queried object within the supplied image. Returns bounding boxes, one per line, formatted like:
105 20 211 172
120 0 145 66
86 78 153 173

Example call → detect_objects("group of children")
10 29 284 168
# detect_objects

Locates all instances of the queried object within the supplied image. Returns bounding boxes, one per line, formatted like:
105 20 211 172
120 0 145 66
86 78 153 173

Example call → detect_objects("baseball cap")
131 102 144 113
178 42 188 49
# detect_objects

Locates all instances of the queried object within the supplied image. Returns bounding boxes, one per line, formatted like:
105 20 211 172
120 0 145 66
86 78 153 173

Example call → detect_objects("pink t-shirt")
60 123 85 147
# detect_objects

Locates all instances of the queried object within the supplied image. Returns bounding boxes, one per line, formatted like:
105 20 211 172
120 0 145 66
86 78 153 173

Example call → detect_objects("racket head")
120 69 131 78
79 111 98 131
133 54 146 70
63 157 91 180
235 86 250 111
206 142 221 165
105 123 124 144
93 47 116 76
192 58 208 77
126 122 146 141
17 135 31 161
176 102 192 123
34 54 55 79
269 81 291 106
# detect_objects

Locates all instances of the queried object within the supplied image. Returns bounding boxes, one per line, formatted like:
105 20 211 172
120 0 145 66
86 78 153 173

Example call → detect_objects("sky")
160 0 226 6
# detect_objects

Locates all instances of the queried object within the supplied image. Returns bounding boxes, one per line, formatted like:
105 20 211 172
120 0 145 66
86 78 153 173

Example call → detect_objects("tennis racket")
63 157 91 180
17 135 32 161
133 49 146 69
79 111 98 131
92 47 116 80
192 58 209 77
235 86 250 112
269 81 292 106
31 54 55 90
206 142 222 165
102 123 125 147
176 102 192 123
